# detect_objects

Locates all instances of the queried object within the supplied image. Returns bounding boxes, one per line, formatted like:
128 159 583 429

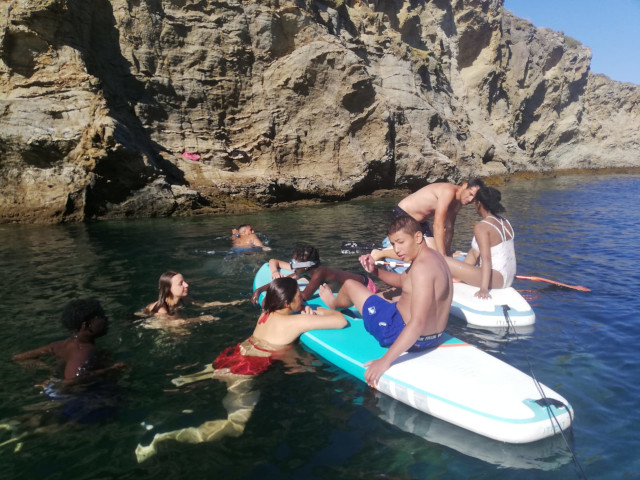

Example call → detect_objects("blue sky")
504 0 640 84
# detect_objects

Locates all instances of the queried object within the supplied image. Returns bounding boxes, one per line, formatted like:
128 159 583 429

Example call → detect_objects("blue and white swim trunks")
362 295 443 351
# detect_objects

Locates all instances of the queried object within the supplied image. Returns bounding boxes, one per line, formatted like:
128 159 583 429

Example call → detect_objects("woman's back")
252 307 346 348
472 216 516 288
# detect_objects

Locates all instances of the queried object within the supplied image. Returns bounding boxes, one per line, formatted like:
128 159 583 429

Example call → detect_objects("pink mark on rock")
182 152 200 161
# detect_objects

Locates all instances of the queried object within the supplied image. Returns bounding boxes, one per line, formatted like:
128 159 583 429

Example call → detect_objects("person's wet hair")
262 277 299 313
152 270 179 314
61 298 106 331
475 186 506 215
467 178 486 189
388 215 421 236
292 245 320 266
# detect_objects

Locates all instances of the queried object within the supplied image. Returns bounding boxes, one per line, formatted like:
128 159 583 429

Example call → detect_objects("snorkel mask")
290 259 317 270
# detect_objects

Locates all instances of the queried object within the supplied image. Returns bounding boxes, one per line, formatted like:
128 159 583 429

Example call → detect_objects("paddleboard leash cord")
501 305 586 478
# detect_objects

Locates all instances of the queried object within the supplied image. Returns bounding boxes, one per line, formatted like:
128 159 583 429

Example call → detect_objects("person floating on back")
371 179 484 259
231 224 271 251
444 186 516 299
135 277 346 462
320 215 453 387
251 244 377 305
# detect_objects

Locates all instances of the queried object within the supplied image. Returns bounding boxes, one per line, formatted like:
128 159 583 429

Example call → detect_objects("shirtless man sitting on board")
320 215 453 386
372 178 484 258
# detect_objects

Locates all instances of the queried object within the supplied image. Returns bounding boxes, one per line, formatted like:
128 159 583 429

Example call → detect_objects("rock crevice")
1 0 638 222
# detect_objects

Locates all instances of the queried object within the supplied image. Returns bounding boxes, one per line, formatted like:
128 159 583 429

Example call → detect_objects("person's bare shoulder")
432 182 458 201
413 249 444 276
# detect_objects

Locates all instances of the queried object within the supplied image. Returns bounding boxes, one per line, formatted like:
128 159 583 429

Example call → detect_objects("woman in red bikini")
135 277 346 462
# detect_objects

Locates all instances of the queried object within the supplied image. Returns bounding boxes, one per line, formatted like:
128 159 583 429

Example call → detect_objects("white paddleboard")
450 282 536 327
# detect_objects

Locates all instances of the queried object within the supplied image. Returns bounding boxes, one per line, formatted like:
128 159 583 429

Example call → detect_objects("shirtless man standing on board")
320 215 453 386
372 179 484 258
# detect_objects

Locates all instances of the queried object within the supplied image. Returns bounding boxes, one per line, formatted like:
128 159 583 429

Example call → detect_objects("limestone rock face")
0 0 638 223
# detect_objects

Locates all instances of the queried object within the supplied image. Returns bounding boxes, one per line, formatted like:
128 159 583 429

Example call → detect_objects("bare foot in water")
318 284 337 309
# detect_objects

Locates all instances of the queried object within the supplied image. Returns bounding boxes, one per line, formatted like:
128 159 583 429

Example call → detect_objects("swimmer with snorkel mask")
251 245 377 305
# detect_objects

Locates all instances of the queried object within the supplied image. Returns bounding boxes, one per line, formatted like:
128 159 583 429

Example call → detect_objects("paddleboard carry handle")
375 260 411 269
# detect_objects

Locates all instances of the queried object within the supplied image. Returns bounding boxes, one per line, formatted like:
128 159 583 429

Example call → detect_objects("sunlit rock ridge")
1 0 638 222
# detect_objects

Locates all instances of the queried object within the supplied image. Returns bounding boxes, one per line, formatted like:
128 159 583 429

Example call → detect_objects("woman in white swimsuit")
445 187 516 299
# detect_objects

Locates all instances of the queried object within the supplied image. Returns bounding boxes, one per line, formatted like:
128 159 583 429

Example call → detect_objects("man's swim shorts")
362 295 443 351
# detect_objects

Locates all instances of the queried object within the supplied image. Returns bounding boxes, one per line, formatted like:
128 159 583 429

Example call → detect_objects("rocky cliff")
1 0 638 223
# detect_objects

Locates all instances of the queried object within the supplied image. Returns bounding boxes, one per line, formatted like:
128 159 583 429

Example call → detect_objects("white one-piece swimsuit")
470 216 516 288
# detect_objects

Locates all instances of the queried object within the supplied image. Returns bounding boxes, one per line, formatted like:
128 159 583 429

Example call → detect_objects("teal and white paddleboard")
299 314 572 443
252 263 573 444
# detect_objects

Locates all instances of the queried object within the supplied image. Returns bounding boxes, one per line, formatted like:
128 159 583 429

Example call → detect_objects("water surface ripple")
1 174 638 479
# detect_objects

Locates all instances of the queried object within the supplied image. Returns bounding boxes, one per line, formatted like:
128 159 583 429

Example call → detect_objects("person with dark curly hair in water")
251 244 378 305
444 186 516 299
7 299 126 448
13 298 124 382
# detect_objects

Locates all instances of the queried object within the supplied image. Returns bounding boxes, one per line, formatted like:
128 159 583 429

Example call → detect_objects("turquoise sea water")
1 174 639 479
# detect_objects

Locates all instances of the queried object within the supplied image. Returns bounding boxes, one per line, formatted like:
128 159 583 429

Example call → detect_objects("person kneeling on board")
319 215 452 387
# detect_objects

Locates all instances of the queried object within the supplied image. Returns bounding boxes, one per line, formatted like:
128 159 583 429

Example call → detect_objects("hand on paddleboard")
364 357 391 387
474 288 492 300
